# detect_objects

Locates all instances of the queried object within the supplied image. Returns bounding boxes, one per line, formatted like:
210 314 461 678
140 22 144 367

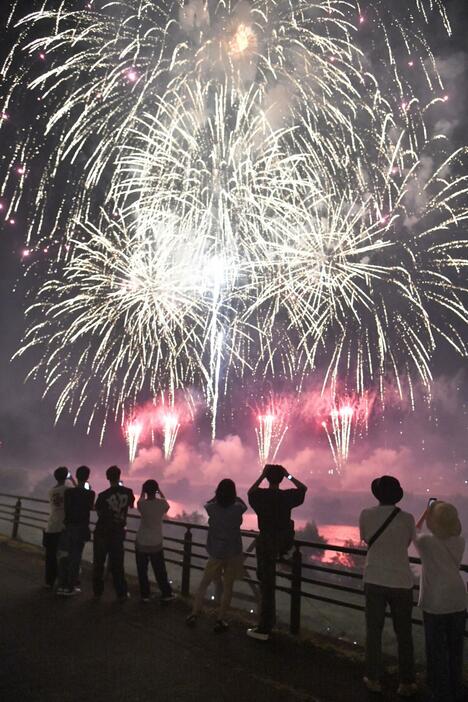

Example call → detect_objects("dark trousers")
256 537 278 633
43 531 61 586
93 530 127 598
423 610 466 702
135 548 172 599
364 583 415 683
57 525 89 590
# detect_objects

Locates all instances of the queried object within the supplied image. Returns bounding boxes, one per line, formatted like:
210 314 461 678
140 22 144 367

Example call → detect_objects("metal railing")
0 491 467 638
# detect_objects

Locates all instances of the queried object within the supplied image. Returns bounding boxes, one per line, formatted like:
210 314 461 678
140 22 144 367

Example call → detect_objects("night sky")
0 0 467 521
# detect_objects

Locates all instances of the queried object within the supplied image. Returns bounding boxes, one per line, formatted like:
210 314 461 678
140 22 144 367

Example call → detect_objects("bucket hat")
371 475 403 505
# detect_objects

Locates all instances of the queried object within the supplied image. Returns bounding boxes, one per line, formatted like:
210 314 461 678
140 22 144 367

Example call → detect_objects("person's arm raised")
287 472 307 493
247 466 268 495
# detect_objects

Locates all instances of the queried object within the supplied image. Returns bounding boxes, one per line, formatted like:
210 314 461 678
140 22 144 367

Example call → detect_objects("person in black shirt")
247 464 307 641
93 465 135 601
56 465 95 596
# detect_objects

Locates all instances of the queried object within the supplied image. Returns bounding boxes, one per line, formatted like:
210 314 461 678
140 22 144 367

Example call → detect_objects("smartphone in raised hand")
428 497 437 507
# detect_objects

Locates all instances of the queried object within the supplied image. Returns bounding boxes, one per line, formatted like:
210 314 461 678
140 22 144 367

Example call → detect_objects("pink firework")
160 411 180 461
125 418 143 463
254 395 290 465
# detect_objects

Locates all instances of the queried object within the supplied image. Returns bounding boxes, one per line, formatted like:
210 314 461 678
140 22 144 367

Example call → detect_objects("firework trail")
3 0 468 437
161 412 180 461
254 395 289 464
125 418 143 464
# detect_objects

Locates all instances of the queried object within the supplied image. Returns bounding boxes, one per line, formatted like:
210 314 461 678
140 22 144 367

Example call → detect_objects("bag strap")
368 507 401 548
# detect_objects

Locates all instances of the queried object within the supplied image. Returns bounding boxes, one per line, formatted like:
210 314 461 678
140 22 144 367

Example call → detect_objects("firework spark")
125 418 143 464
3 0 467 439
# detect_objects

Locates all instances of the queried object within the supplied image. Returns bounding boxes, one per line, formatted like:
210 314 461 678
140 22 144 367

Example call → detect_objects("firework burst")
3 0 467 438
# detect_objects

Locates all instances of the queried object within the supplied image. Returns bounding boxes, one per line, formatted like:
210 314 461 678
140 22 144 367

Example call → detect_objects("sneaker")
73 586 82 593
141 597 151 603
117 593 130 603
55 587 65 596
161 594 176 603
363 677 382 693
185 614 197 627
246 627 269 641
58 588 79 597
397 683 418 697
213 620 229 634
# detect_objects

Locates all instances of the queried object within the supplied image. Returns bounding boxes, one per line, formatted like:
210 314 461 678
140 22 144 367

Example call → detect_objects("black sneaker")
185 614 197 627
213 620 229 633
161 594 176 603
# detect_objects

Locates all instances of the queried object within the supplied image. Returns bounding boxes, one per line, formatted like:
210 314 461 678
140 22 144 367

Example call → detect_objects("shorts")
204 553 245 581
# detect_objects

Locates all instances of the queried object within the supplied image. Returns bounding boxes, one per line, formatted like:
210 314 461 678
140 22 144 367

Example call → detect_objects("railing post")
11 498 22 539
290 544 302 635
181 527 192 596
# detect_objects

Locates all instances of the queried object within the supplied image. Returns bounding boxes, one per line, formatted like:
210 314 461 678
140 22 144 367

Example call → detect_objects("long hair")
214 479 237 508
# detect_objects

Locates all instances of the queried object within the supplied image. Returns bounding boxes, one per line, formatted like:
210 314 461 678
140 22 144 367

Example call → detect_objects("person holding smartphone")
56 465 95 596
134 479 174 603
415 499 466 702
247 464 307 641
43 466 75 589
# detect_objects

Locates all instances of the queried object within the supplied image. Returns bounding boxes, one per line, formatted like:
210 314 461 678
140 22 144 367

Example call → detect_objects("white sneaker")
363 677 382 693
246 627 269 641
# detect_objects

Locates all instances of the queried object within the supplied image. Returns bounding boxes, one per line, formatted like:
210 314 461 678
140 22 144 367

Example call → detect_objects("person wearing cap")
359 476 417 697
415 501 466 702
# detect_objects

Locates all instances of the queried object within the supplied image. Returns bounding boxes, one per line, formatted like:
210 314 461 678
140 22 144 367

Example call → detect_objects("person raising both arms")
247 464 307 641
135 479 175 604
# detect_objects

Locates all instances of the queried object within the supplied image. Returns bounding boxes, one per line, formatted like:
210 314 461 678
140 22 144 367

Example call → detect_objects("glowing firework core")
230 23 256 56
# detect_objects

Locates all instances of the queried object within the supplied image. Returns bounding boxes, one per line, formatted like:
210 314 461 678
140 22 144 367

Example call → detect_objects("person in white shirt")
415 500 466 702
359 475 417 697
135 479 174 603
43 466 75 588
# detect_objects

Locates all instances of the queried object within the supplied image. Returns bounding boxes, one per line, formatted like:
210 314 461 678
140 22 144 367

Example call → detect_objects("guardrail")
0 491 467 638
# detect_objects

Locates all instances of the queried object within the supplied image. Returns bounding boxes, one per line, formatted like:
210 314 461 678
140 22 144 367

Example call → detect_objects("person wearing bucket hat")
359 476 417 697
415 500 466 702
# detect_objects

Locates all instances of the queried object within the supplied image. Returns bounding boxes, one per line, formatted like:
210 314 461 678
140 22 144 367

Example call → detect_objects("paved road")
0 538 433 702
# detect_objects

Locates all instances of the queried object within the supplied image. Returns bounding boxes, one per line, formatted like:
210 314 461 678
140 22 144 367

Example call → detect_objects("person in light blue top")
186 479 247 633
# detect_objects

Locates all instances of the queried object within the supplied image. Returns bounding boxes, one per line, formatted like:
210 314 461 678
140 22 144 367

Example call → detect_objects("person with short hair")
92 466 134 601
359 475 417 697
56 465 95 596
186 479 247 633
135 479 174 603
415 501 466 702
246 464 307 641
43 466 74 588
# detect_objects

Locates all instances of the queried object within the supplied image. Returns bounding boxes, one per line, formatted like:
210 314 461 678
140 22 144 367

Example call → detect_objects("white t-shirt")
359 505 416 589
414 534 466 614
46 485 69 533
136 498 169 550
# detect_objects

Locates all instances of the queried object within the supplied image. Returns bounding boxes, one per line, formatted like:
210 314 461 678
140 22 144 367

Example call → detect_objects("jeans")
423 610 466 702
57 524 90 590
43 531 61 586
364 583 415 683
256 535 278 633
135 548 172 599
93 529 128 598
